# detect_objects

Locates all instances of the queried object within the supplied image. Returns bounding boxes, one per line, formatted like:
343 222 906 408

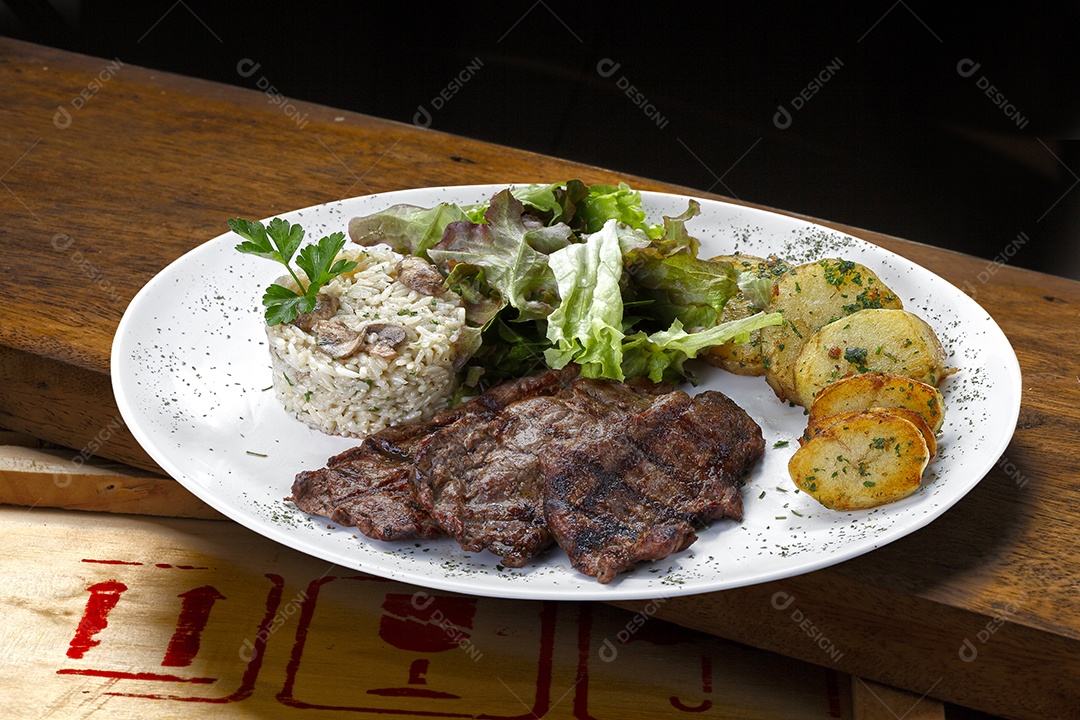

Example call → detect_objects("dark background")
4 1 1079 282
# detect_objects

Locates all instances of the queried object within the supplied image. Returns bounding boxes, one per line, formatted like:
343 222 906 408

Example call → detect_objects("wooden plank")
613 564 1077 720
851 679 945 720
0 432 215 517
0 347 161 473
0 444 222 519
0 506 853 719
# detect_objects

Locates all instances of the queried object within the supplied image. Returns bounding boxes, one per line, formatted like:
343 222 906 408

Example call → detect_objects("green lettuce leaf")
464 180 590 227
578 182 664 238
469 317 553 382
622 312 783 382
736 272 775 310
543 219 641 380
348 202 469 259
625 251 739 329
443 262 505 328
463 180 660 238
652 199 701 256
428 189 568 321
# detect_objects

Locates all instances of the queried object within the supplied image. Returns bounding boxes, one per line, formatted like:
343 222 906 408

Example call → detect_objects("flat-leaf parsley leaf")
230 217 357 325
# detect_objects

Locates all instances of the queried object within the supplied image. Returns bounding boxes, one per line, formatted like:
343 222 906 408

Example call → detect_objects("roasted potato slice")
702 292 765 375
806 371 946 434
805 407 937 460
789 409 931 510
762 258 902 405
701 254 791 376
793 308 950 407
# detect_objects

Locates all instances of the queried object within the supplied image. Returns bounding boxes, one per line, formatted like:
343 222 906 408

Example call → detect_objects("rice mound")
265 245 468 437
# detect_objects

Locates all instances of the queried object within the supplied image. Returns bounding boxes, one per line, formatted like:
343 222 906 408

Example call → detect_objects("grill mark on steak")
290 425 441 541
541 388 765 583
410 387 595 567
289 366 579 542
411 376 679 568
622 390 765 522
412 407 555 567
543 454 700 584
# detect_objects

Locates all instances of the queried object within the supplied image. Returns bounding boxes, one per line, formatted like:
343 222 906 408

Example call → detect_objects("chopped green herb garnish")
821 258 857 286
231 217 358 325
844 346 869 372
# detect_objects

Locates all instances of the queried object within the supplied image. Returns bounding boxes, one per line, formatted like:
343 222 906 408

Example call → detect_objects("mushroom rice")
265 245 472 437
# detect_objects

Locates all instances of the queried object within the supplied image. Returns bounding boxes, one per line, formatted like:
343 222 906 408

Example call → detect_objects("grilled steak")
410 376 677 568
290 423 441 541
289 366 579 541
411 401 556 566
541 389 764 583
290 366 765 583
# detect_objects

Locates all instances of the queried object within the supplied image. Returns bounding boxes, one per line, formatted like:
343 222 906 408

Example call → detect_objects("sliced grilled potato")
793 308 950 407
805 407 937 460
703 292 765 375
806 371 946 434
789 409 930 510
701 254 791 376
762 259 902 405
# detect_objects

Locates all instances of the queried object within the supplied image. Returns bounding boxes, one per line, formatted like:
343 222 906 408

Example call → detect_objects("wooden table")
2 36 1077 719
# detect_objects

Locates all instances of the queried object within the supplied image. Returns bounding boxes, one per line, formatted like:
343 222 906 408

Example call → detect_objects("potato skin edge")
806 371 946 435
792 308 949 407
788 410 930 511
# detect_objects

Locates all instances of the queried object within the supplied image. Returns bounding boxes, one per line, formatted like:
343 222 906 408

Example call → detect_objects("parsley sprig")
230 217 358 325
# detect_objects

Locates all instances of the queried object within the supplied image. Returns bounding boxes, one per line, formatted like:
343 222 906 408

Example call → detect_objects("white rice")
265 246 468 437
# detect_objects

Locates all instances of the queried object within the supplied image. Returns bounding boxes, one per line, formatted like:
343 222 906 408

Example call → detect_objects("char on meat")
289 366 579 542
410 375 671 567
290 423 440 541
290 366 765 583
541 390 764 583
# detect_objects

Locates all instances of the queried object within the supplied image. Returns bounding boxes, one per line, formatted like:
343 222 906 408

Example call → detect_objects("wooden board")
0 435 221 519
0 505 864 719
0 36 1073 719
851 680 950 720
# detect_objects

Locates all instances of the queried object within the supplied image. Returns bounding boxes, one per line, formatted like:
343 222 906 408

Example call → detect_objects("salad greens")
347 202 469 260
428 189 572 322
543 219 647 380
346 180 783 385
230 217 357 326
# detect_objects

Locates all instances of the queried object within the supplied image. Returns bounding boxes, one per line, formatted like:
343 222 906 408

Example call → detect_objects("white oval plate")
111 185 1021 600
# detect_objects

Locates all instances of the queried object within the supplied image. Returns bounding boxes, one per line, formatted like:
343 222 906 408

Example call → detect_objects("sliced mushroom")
314 319 363 359
395 256 446 296
292 293 340 332
362 323 408 359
